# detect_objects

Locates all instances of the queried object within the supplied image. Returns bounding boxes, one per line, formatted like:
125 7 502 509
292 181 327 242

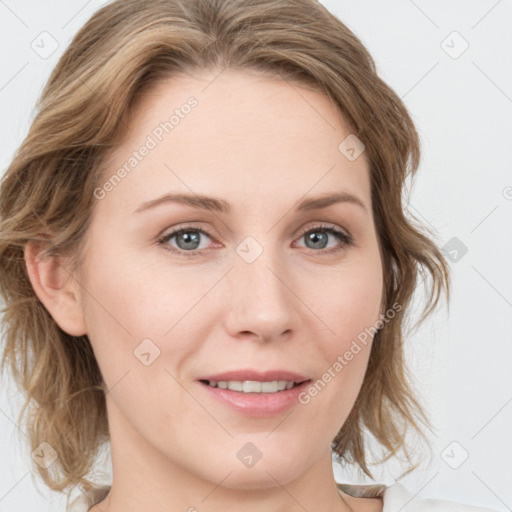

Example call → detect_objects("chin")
214 452 308 491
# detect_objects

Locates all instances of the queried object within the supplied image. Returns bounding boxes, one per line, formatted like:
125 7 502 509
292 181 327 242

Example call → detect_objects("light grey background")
0 1 511 511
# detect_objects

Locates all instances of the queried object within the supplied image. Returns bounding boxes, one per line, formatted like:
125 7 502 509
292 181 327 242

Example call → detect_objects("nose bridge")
223 236 297 340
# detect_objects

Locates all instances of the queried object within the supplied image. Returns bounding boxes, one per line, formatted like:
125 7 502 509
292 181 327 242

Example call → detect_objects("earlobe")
24 241 87 337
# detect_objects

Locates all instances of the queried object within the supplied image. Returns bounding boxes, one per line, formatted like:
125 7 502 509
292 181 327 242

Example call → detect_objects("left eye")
294 225 353 252
158 223 353 255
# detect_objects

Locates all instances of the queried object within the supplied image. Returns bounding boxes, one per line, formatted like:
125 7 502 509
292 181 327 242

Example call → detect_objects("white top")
67 481 498 512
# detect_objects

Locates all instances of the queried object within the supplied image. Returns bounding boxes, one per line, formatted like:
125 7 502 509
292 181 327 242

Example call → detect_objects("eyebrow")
133 190 367 214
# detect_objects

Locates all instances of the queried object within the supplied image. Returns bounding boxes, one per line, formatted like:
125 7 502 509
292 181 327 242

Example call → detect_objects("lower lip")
198 380 312 418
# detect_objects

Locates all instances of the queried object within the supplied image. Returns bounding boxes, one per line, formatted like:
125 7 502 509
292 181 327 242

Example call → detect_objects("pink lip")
198 369 310 382
197 369 313 417
198 379 312 417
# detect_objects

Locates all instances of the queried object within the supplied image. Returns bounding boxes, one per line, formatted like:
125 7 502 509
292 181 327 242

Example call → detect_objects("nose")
221 244 299 343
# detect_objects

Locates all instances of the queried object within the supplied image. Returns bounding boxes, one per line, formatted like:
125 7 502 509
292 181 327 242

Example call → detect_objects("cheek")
80 245 213 393
81 241 185 337
309 252 383 347
79 254 199 433
299 251 382 416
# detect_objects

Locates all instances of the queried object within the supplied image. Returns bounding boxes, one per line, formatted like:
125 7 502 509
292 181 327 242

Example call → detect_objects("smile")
198 379 312 417
201 379 307 393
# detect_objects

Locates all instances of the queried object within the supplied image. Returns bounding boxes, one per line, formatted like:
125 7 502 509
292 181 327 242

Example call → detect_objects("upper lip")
198 369 311 383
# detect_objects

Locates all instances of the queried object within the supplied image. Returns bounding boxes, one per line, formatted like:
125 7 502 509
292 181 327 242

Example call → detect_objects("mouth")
197 378 313 417
198 379 309 393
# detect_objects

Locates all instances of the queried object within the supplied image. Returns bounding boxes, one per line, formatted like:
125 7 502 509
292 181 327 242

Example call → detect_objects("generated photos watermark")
298 301 402 405
93 96 198 200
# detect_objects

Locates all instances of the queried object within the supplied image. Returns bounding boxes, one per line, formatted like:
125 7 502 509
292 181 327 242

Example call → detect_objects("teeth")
206 380 299 393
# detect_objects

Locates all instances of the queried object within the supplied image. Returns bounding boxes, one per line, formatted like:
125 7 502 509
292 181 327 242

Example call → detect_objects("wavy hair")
0 0 450 498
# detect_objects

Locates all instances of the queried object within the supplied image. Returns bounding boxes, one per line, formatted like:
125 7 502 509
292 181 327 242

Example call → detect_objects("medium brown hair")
0 0 450 498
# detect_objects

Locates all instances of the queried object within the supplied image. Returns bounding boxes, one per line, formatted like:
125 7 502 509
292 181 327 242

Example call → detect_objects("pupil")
307 231 327 249
178 231 200 250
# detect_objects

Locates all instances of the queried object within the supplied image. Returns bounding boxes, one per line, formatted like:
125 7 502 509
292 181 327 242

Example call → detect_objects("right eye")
157 225 216 255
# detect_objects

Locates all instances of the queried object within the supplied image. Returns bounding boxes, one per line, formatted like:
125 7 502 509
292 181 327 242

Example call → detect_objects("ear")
24 241 87 336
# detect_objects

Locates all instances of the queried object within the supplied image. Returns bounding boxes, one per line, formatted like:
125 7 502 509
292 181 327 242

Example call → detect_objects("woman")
0 0 498 511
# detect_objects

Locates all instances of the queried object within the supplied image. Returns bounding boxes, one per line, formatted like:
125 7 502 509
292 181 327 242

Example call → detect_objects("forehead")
98 68 371 217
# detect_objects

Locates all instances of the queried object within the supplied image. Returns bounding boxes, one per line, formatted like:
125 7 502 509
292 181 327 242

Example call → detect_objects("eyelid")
294 222 351 241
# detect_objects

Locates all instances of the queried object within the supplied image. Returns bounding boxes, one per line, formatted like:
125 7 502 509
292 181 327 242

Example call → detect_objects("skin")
25 68 384 512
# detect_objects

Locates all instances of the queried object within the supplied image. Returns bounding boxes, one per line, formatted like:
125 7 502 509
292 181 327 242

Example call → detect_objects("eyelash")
157 223 354 257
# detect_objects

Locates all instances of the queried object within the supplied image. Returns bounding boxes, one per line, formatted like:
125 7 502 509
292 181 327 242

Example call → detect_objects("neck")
90 397 353 512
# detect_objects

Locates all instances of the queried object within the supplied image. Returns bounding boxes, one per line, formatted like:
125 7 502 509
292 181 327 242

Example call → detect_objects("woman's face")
75 69 383 491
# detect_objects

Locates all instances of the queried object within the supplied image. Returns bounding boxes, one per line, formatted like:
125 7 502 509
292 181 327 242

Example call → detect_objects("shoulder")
67 485 111 512
70 481 499 512
337 481 499 512
383 481 499 512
